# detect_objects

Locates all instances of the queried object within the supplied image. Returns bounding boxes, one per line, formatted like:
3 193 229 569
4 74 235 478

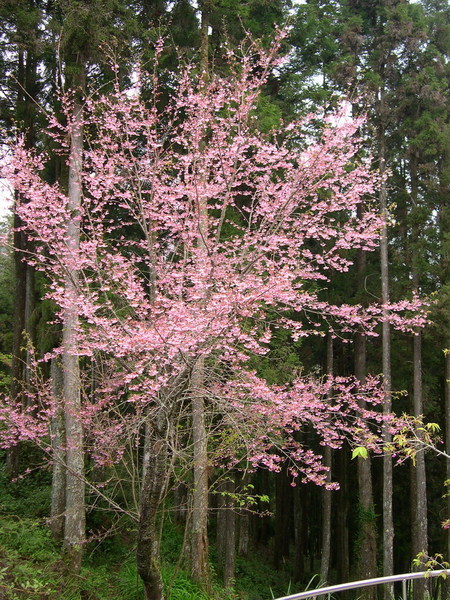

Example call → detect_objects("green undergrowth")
0 461 288 600
0 515 129 600
0 463 432 600
0 513 226 600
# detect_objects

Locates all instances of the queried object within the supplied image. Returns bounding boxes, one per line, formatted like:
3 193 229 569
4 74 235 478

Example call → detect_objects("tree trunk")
190 10 211 583
336 445 350 599
446 347 450 592
62 84 85 573
438 143 450 599
274 465 292 569
410 152 428 600
410 329 428 597
50 358 66 541
379 89 394 600
355 242 377 599
217 478 226 568
293 483 305 582
24 264 35 400
191 356 210 586
252 469 271 547
320 333 333 588
7 204 26 479
173 481 188 525
199 0 210 83
217 475 236 589
223 477 236 589
137 410 171 600
7 44 37 479
237 472 250 558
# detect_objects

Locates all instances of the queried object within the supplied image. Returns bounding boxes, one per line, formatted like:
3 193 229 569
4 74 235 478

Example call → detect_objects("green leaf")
351 447 368 460
425 422 440 433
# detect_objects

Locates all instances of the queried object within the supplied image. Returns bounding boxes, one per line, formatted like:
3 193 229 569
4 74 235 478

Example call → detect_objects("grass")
0 458 349 600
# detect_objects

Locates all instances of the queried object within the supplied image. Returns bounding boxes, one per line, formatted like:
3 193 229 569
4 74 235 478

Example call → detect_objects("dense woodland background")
0 1 449 599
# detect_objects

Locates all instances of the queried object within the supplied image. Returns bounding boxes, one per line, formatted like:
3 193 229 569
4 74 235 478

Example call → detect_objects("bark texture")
223 477 236 589
336 446 350 598
190 14 211 582
320 333 333 588
7 45 37 479
137 410 170 600
50 358 66 541
217 475 236 588
446 348 450 585
355 242 377 598
7 206 26 479
62 90 85 573
379 93 394 599
410 152 428 600
237 472 250 559
293 484 305 582
274 466 292 569
191 357 210 586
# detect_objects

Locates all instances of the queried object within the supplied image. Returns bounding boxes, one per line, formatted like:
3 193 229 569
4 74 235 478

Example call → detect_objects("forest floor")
1 459 445 600
0 455 296 600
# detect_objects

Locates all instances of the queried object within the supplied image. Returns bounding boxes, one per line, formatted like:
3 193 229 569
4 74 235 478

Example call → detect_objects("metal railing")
273 570 450 600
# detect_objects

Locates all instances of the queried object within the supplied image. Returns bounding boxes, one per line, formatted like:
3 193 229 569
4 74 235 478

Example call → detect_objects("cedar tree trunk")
62 86 86 573
50 358 66 541
410 151 428 600
355 241 377 598
379 90 394 599
320 333 333 587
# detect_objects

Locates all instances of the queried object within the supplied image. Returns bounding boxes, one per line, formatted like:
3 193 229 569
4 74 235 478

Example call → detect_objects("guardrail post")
402 578 407 600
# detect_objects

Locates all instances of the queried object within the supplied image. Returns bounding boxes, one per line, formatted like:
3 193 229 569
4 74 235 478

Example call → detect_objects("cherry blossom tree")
2 39 426 599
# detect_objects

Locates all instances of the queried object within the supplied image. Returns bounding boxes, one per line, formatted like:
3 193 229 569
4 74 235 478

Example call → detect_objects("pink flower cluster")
1 41 427 483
